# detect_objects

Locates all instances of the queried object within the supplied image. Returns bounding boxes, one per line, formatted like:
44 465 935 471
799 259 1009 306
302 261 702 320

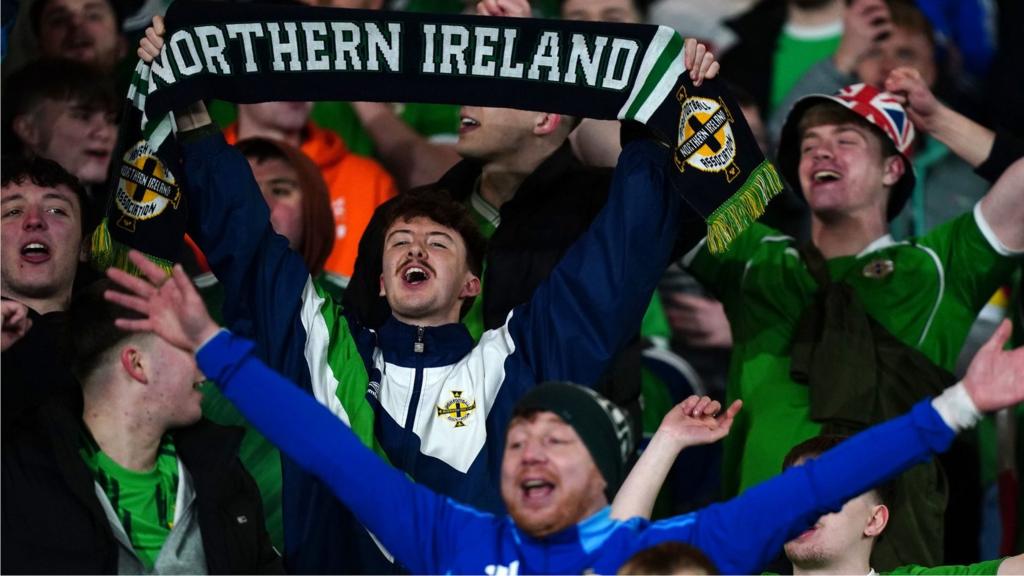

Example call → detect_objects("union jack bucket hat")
777 83 917 221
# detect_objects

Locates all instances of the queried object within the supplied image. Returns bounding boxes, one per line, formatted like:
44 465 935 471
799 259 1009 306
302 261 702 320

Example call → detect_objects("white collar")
856 234 897 258
783 19 844 40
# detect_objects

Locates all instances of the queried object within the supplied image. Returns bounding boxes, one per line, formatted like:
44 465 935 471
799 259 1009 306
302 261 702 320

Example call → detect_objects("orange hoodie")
225 122 397 279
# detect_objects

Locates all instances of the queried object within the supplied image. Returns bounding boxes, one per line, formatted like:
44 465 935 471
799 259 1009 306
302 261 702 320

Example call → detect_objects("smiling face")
20 98 116 185
36 0 123 71
797 117 902 222
249 156 304 249
379 216 479 326
501 412 608 539
1 181 83 312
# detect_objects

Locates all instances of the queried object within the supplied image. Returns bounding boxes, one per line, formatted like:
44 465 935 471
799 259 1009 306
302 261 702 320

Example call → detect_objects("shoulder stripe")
907 244 945 345
974 202 1023 257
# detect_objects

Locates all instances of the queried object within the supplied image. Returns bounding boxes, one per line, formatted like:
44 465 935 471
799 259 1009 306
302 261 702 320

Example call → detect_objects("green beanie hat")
514 382 635 499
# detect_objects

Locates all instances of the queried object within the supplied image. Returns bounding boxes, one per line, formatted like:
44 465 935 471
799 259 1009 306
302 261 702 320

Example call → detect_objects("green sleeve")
686 222 779 307
885 558 1005 575
916 208 1020 314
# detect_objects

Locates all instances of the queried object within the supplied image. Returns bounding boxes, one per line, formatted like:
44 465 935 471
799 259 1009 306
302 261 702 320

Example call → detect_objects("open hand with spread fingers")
963 319 1024 413
104 251 220 354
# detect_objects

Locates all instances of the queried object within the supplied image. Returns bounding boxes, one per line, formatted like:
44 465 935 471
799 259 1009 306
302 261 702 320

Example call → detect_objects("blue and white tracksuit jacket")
198 329 957 575
181 131 686 570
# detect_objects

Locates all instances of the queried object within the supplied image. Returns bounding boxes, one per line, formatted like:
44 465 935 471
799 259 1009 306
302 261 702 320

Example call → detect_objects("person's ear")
379 273 386 298
534 113 563 136
881 155 905 187
864 503 889 538
12 114 41 149
120 345 148 384
460 273 481 299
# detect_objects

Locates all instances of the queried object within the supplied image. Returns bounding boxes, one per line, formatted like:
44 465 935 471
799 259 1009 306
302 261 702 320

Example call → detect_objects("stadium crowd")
2 0 1022 573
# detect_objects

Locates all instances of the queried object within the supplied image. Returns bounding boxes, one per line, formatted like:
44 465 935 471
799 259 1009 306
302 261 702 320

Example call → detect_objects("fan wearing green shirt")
778 433 1023 576
683 77 1024 567
2 279 282 574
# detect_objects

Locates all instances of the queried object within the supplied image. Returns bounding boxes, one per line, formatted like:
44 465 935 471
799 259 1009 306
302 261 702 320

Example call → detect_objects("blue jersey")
182 131 688 570
198 329 957 575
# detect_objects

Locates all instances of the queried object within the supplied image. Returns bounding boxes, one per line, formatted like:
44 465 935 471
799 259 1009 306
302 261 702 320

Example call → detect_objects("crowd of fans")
1 0 1022 573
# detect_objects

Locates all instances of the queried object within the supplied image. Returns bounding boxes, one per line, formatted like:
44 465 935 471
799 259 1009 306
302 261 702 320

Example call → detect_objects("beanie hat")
777 83 916 221
514 382 635 499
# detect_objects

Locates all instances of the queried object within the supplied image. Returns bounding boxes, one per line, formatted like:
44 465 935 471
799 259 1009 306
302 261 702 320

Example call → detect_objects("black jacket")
1 393 283 575
345 142 612 329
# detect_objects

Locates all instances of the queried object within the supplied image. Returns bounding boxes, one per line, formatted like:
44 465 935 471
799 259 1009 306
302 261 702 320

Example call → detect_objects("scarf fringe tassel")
90 218 175 277
706 160 784 254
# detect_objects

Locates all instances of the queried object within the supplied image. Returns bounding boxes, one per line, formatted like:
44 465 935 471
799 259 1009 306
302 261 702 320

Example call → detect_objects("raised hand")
683 38 720 87
665 292 733 348
658 395 743 450
884 66 941 133
1 299 32 352
476 0 530 18
104 250 220 353
834 0 892 74
611 395 742 519
963 319 1024 413
137 15 165 64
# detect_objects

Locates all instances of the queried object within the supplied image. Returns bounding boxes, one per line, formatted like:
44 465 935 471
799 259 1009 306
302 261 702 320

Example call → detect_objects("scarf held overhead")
104 1 783 262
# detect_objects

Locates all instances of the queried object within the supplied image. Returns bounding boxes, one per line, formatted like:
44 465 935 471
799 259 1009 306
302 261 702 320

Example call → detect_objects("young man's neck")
82 383 164 472
811 211 889 259
390 309 462 329
787 0 843 27
792 557 872 576
236 119 305 149
3 290 71 315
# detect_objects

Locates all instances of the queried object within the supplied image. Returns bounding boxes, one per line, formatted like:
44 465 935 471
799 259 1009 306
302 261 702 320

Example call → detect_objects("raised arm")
139 17 214 133
104 251 471 575
884 67 995 169
886 68 1024 252
138 16 321 363
645 319 1024 574
611 396 741 520
350 102 460 192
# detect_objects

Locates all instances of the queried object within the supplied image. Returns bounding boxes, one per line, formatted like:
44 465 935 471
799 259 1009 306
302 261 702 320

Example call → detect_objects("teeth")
22 243 48 253
814 170 841 182
404 267 427 282
461 117 480 127
522 480 548 489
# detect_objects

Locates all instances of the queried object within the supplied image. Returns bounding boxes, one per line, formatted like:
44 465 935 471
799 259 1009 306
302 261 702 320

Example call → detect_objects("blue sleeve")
504 139 685 389
181 130 311 365
196 330 480 574
644 400 955 574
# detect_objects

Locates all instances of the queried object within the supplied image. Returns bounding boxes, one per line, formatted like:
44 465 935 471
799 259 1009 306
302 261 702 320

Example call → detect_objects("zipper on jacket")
413 326 425 353
402 326 426 469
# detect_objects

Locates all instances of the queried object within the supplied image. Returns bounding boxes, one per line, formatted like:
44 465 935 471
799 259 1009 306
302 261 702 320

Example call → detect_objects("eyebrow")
266 177 300 186
44 192 75 205
385 229 455 242
426 231 454 242
385 228 412 242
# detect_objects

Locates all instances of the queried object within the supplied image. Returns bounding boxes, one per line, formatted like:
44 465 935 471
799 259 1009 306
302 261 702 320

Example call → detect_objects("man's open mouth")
21 242 51 263
402 266 429 285
521 479 555 500
813 170 842 183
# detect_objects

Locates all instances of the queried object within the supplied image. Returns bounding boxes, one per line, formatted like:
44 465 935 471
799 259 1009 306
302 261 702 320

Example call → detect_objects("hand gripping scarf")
92 1 784 273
